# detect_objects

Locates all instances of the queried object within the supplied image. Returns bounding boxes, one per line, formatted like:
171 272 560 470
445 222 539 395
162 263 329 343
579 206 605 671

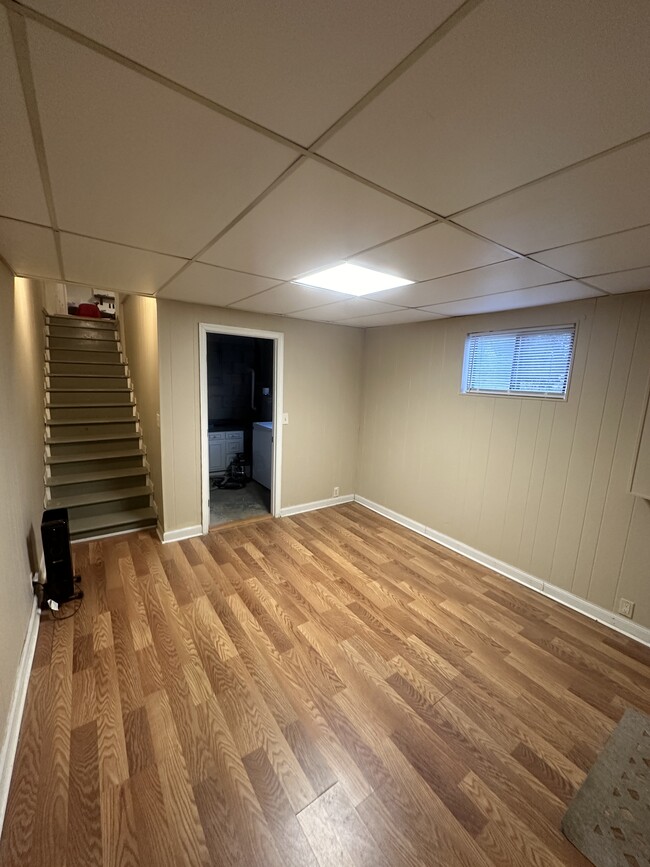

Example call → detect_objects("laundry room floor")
209 479 271 526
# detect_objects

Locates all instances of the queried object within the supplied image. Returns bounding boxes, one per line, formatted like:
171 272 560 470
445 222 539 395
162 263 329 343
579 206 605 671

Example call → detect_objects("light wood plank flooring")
2 503 649 866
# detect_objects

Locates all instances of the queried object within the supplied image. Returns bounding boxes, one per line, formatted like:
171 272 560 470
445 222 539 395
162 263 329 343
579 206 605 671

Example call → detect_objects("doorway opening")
199 324 283 532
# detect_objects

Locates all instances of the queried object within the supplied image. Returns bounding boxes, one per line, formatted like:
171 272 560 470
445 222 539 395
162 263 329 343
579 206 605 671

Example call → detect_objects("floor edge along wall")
147 490 650 648
0 598 40 836
353 495 650 649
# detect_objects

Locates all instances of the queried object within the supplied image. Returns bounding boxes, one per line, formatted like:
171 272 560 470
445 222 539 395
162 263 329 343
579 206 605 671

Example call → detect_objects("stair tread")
47 484 153 509
45 321 117 334
46 448 145 464
46 431 140 444
70 508 157 538
47 402 135 409
47 348 121 354
47 327 117 335
48 356 123 363
47 388 131 393
47 338 118 345
46 418 137 426
47 466 148 486
46 343 120 351
45 358 126 368
47 326 118 335
47 373 127 379
47 314 118 325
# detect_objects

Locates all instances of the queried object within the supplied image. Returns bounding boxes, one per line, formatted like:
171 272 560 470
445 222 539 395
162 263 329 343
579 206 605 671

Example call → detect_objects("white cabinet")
209 430 244 473
209 437 226 473
225 431 244 464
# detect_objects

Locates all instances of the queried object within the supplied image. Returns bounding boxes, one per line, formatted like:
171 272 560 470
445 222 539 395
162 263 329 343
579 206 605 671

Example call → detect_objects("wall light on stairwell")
293 263 413 297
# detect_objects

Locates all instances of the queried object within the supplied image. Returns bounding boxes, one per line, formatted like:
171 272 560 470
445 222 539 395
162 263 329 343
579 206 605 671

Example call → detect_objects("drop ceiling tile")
230 282 342 315
455 138 650 254
27 21 297 259
289 297 399 322
158 262 278 306
364 258 566 307
22 0 462 145
340 309 446 328
0 217 60 278
587 267 650 295
319 0 650 214
0 9 49 224
531 224 650 278
201 159 430 279
61 234 185 294
350 222 514 282
421 281 602 317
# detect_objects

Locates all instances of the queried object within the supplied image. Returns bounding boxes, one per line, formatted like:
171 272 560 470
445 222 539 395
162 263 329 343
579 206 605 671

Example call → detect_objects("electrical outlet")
333 486 340 498
618 598 635 618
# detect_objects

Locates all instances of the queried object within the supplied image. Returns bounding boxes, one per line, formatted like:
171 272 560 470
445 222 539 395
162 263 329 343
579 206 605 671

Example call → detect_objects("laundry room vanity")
208 428 244 474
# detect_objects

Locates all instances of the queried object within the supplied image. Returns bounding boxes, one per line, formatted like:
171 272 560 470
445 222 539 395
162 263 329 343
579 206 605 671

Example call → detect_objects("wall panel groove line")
2 506 649 865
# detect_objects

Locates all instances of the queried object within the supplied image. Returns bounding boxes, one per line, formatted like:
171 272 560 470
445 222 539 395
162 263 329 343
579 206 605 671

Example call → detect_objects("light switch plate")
282 413 289 424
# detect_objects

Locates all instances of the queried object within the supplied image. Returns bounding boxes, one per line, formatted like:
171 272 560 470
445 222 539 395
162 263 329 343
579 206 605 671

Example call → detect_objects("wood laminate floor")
2 503 649 867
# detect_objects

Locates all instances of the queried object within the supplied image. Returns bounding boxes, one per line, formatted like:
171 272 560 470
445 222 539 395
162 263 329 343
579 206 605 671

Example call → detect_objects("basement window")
461 324 576 399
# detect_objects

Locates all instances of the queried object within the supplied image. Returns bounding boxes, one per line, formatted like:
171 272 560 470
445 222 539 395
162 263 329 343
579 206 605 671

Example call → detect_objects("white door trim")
199 323 284 534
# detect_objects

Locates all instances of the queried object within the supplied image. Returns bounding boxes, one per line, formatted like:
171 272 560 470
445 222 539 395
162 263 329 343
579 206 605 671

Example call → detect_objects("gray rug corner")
561 707 650 867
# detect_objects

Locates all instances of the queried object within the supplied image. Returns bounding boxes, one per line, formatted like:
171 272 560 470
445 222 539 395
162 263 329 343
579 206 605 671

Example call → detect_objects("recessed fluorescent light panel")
293 263 414 296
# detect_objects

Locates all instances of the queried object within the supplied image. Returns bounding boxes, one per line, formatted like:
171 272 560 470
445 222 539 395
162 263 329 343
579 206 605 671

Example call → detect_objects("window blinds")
462 324 576 398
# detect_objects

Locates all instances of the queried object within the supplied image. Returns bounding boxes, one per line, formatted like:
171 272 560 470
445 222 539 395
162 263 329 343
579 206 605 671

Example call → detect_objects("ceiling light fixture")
293 263 414 297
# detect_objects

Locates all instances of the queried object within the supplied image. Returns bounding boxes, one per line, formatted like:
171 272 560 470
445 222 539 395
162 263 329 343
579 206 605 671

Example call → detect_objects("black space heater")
40 508 82 606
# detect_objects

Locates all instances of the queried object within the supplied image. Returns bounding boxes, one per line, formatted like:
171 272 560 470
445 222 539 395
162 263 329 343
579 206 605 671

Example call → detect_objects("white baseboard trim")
0 596 40 835
354 495 650 649
280 494 355 518
540 584 650 648
160 524 203 544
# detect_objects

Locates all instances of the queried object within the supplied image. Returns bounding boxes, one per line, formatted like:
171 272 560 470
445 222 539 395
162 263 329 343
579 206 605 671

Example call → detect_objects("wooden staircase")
44 313 157 540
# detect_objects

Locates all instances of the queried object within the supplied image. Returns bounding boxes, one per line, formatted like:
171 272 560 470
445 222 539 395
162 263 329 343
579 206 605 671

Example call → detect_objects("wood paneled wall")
358 291 650 629
156 300 363 532
120 294 163 522
0 270 45 733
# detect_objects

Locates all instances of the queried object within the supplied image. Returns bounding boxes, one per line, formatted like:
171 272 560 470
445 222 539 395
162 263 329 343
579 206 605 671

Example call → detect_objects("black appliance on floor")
40 508 83 607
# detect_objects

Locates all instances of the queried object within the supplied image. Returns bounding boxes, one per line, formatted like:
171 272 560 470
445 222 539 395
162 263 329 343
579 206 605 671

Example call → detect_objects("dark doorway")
206 333 274 527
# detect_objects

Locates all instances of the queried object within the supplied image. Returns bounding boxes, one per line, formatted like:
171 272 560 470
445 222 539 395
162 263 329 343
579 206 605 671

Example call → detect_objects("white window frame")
461 323 577 400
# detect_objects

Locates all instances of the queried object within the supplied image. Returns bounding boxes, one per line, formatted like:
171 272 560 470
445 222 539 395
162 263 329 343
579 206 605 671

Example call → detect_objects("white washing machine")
252 421 273 489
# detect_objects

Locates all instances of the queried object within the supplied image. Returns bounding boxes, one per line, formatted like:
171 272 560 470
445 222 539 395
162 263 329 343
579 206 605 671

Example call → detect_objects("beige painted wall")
156 299 363 532
43 282 66 315
0 267 45 740
358 290 650 629
119 294 163 522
